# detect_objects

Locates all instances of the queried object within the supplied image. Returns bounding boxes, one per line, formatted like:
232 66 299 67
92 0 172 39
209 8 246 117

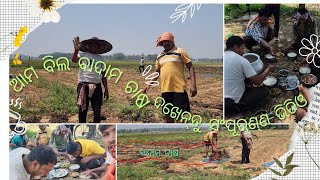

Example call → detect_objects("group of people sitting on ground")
9 125 116 180
225 6 319 116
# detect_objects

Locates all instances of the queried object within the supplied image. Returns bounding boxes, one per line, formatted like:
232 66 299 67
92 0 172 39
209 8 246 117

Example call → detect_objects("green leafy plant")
269 152 299 178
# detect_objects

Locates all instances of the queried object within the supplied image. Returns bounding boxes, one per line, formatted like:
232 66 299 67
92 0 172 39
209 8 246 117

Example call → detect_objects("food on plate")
57 156 64 161
79 173 91 179
61 162 71 168
270 88 282 96
70 172 80 178
275 52 284 57
299 67 311 74
54 169 68 178
263 76 277 86
301 74 317 85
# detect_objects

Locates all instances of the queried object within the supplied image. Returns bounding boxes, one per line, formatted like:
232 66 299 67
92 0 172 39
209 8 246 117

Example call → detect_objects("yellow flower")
14 36 22 47
13 54 22 65
13 26 28 48
18 26 28 35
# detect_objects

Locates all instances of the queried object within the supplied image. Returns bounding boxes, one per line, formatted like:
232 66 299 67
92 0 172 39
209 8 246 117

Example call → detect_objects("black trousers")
161 91 190 123
139 65 145 73
241 137 250 163
161 91 191 112
225 87 269 116
244 27 274 50
265 4 280 37
75 156 105 170
77 83 103 123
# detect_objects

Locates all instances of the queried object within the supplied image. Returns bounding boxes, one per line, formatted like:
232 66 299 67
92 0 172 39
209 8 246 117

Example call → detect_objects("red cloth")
77 83 97 111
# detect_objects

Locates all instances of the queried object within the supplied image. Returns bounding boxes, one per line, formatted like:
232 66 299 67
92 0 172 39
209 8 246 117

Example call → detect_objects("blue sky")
15 4 223 59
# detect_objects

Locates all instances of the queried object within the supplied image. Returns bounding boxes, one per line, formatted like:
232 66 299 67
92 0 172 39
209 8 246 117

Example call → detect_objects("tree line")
11 52 222 62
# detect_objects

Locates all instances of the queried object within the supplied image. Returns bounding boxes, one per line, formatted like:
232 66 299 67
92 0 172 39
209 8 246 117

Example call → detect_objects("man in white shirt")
72 37 112 123
9 145 57 180
224 36 275 116
139 56 145 73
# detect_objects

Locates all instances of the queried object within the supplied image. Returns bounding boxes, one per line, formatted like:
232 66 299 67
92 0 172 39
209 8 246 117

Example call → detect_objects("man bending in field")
203 131 219 159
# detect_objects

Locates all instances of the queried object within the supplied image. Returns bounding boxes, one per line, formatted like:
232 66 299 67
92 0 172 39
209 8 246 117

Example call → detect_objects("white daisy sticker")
27 0 63 23
299 34 320 68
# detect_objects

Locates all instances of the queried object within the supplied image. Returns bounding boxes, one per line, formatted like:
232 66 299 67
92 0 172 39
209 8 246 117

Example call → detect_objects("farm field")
9 60 223 123
117 128 292 180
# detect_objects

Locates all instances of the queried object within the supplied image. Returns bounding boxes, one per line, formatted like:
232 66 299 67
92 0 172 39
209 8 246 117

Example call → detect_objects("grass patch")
32 78 78 114
118 164 159 179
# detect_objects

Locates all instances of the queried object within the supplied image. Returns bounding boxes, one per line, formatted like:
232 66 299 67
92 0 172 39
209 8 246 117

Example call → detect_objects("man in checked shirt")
244 8 276 55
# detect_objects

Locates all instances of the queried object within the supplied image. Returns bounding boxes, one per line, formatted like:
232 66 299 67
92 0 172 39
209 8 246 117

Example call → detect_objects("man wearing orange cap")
203 131 219 159
144 32 197 123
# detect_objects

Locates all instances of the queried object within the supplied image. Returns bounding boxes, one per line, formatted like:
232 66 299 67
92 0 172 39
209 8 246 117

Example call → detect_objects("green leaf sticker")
273 158 283 168
283 167 294 176
270 168 282 176
285 152 294 166
284 165 299 169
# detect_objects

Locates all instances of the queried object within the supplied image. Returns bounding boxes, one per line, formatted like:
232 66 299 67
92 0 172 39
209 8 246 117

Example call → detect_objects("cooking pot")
243 53 264 74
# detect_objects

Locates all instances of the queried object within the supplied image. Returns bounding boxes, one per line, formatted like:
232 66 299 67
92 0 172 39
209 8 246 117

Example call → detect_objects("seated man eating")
67 139 106 171
244 8 276 55
282 7 316 54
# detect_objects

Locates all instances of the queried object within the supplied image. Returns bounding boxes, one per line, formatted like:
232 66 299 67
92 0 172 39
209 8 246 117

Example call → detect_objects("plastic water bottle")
293 87 299 97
